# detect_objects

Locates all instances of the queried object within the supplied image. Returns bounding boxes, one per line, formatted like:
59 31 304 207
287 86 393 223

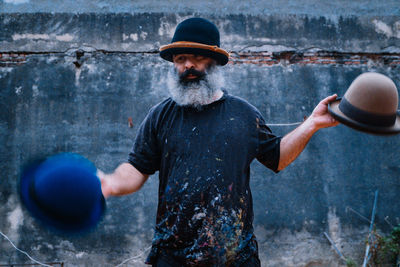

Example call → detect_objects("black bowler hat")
328 72 400 135
160 18 229 66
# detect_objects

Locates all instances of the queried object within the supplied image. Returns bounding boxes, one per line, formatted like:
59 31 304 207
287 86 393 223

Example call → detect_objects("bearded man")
98 18 339 267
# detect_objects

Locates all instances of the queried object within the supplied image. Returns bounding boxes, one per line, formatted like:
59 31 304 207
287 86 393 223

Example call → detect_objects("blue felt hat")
20 153 106 232
160 18 229 66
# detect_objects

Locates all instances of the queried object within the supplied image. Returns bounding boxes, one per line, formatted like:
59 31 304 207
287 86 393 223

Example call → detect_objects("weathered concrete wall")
1 2 400 266
1 12 400 53
1 0 399 16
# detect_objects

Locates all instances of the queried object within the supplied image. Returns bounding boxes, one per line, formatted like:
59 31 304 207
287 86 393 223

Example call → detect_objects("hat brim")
160 42 229 66
328 99 400 135
19 155 106 233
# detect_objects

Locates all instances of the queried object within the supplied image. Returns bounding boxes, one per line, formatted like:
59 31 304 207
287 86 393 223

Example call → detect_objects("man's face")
172 54 216 82
167 53 223 109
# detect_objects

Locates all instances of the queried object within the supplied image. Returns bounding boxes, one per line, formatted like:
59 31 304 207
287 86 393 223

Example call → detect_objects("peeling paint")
327 208 341 244
55 34 74 42
158 20 175 37
7 204 23 231
84 63 97 74
12 33 49 41
0 67 14 73
130 33 138 41
3 0 29 4
15 86 22 95
372 20 395 38
32 84 39 97
76 251 86 258
56 240 75 251
372 19 400 39
140 32 148 40
75 68 81 87
123 33 139 42
12 33 74 42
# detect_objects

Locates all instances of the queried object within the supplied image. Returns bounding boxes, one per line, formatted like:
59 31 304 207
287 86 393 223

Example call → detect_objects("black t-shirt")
129 91 281 266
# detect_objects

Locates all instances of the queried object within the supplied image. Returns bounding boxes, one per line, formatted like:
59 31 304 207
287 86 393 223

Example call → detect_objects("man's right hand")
96 163 150 198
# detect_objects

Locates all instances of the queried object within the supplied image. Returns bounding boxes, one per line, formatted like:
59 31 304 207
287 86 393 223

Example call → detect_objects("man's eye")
175 56 185 62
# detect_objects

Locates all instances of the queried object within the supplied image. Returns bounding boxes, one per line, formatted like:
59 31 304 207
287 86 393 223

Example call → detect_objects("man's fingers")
97 169 105 179
320 94 338 105
97 169 112 198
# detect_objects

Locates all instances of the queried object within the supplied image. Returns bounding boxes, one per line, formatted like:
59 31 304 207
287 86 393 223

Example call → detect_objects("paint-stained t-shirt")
128 91 281 267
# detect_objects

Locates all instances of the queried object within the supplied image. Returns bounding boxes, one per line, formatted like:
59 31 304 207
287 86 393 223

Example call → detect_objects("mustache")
179 68 206 82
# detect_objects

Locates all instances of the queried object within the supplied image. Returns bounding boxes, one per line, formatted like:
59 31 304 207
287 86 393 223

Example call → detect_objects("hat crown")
160 17 229 65
344 72 398 115
20 153 105 232
171 17 220 47
34 156 100 218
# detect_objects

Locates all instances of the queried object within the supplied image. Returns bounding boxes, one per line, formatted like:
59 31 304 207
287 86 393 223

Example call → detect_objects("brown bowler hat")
328 72 400 135
160 18 229 66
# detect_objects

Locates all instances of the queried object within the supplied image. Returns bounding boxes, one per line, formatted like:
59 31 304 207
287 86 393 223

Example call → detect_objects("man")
98 18 339 267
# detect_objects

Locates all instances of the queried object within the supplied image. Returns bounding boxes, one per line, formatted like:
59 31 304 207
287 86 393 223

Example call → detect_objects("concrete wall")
1 1 400 266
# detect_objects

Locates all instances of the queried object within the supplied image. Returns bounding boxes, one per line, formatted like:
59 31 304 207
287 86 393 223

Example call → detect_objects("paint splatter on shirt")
129 91 280 266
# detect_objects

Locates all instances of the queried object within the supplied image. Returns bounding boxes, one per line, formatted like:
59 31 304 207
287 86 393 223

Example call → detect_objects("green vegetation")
345 258 356 267
370 224 400 266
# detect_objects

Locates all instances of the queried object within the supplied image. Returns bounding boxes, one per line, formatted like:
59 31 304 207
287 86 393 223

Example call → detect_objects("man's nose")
184 59 195 70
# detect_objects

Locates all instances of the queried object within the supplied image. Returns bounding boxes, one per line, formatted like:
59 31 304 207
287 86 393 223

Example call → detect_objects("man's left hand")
308 94 340 130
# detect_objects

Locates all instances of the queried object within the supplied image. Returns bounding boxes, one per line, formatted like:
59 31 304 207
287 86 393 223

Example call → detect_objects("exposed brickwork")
0 53 27 67
229 51 400 66
1 51 400 67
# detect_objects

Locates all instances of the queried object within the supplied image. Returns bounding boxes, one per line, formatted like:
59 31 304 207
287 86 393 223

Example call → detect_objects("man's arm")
277 94 339 171
97 163 150 198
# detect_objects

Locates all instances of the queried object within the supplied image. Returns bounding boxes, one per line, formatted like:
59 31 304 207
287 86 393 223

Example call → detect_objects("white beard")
167 67 225 109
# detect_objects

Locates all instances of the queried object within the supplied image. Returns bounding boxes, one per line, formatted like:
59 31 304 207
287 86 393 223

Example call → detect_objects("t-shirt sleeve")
128 109 161 175
255 115 281 173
